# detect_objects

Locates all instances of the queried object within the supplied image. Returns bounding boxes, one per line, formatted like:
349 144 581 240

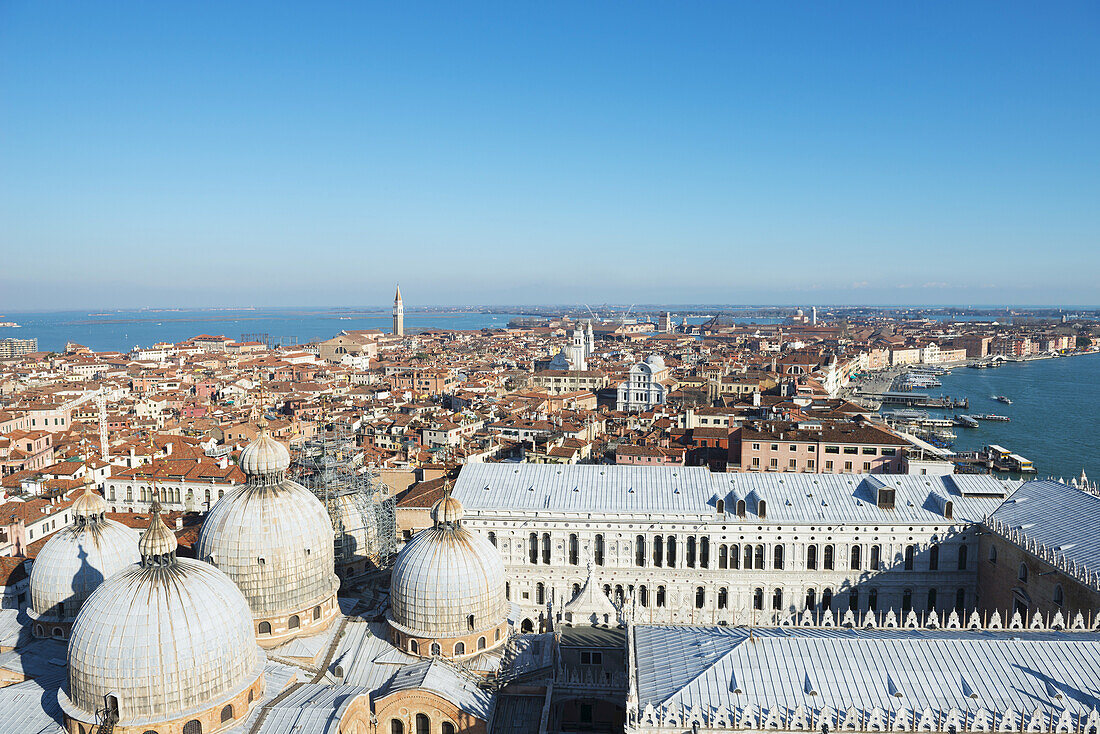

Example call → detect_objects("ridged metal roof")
452 464 1018 523
990 480 1100 572
635 625 1100 717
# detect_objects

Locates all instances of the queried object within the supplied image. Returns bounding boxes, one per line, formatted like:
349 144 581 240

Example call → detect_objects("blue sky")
1 2 1097 309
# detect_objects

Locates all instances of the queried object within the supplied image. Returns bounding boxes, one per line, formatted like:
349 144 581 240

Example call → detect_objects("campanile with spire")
393 284 404 336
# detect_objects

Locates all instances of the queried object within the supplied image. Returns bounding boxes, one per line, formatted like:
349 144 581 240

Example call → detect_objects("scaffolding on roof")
291 421 397 578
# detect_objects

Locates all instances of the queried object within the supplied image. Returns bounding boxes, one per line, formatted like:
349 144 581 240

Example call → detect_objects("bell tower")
393 285 404 336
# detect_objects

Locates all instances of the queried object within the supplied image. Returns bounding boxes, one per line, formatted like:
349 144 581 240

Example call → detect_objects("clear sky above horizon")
1 2 1098 310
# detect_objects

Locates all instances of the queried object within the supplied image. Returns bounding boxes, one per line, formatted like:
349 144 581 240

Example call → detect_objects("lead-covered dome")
197 426 339 644
389 494 508 644
29 480 139 634
238 429 291 476
60 508 264 732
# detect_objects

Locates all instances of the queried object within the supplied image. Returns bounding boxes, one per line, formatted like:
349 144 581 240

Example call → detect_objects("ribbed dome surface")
390 524 507 637
30 520 139 622
431 494 464 525
195 478 338 617
61 558 263 726
238 431 291 476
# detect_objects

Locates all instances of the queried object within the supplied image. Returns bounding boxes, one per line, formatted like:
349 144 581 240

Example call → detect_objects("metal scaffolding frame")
291 422 397 575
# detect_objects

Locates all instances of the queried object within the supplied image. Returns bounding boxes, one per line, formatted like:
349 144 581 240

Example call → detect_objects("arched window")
314 605 321 620
754 544 764 570
258 621 271 635
615 585 625 604
221 704 234 722
743 544 752 569
850 545 861 570
988 545 998 564
288 615 299 629
430 642 441 656
955 588 966 613
823 544 834 570
249 689 254 703
488 531 497 546
822 588 833 610
477 636 487 649
929 545 940 571
718 544 728 569
902 588 913 613
1018 563 1028 582
541 533 551 564
716 499 725 514
536 583 544 605
686 536 697 568
34 624 43 637
1053 585 1065 607
495 628 501 641
571 582 580 598
639 585 648 607
635 535 646 566
736 499 746 517
442 724 456 734
454 642 465 655
806 588 817 610
753 588 764 610
773 545 784 570
594 534 605 566
521 619 534 633
757 499 767 518
656 586 666 608
868 588 878 611
957 545 968 570
410 639 419 654
718 587 728 609
666 536 677 567
391 720 404 734
183 721 202 734
699 536 709 568
730 543 740 569
529 533 538 563
869 544 881 570
927 588 937 611
849 590 860 612
568 533 579 565
773 588 784 610
416 714 430 734
653 535 664 567
52 626 63 639
904 545 915 570
807 545 818 570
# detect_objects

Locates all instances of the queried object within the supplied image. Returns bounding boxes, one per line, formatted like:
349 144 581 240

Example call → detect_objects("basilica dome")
60 506 264 733
29 478 139 637
389 493 508 656
196 424 340 646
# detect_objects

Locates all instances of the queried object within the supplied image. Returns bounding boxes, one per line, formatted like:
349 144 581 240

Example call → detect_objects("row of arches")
257 605 322 635
407 627 500 656
390 715 456 734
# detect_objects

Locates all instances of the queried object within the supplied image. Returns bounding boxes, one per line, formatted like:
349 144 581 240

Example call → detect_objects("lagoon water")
919 353 1100 480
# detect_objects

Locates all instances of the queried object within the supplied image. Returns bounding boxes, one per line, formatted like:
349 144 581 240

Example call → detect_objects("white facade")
447 464 1017 633
616 355 670 412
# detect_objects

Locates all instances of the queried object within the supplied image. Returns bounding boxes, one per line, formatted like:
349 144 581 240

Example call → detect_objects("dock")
866 391 968 409
954 444 1036 474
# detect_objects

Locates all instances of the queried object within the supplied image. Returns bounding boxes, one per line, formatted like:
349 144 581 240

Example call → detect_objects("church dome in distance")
645 354 666 369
